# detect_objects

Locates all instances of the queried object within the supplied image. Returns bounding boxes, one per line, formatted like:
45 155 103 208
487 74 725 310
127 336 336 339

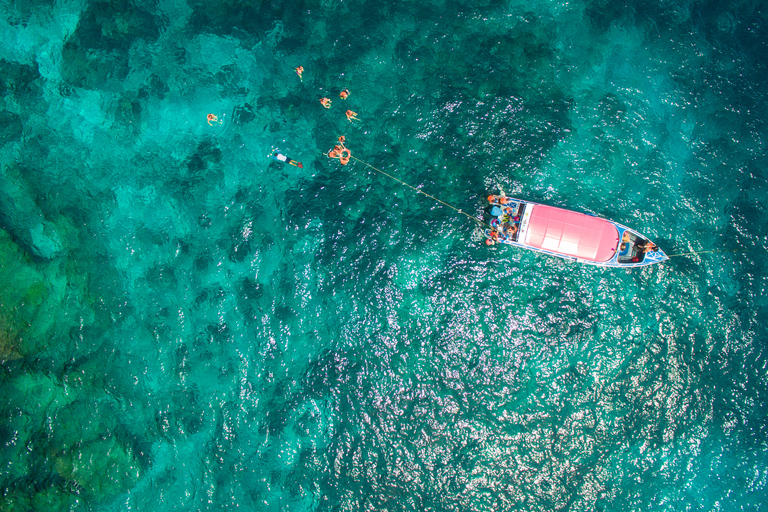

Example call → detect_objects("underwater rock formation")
0 167 62 259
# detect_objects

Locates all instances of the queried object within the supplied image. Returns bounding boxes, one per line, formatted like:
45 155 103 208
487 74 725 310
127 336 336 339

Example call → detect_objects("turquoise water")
1 0 767 510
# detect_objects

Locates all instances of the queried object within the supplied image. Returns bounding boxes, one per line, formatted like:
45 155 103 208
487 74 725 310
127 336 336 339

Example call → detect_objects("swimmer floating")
207 113 222 126
320 97 332 108
270 151 303 169
346 110 359 122
295 66 304 81
340 88 350 99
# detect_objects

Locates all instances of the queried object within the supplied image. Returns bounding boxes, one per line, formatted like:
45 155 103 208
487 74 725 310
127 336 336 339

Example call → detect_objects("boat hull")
485 197 668 268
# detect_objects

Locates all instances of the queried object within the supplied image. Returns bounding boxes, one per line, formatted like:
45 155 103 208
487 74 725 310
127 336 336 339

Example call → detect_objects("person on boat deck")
503 224 518 237
487 195 508 205
629 241 657 262
501 216 520 227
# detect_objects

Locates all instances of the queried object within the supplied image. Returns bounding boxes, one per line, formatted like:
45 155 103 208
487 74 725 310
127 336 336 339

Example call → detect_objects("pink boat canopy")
524 205 619 262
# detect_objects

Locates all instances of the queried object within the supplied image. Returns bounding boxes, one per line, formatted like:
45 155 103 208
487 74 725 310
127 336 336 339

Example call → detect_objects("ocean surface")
1 0 767 510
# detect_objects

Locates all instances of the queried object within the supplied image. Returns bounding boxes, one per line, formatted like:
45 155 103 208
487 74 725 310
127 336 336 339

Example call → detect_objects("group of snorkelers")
312 74 358 122
328 136 352 165
320 90 358 122
267 67 358 169
485 195 520 246
300 65 358 121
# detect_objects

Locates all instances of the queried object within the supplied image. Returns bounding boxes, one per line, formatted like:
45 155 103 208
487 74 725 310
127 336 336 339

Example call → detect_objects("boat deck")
488 201 524 243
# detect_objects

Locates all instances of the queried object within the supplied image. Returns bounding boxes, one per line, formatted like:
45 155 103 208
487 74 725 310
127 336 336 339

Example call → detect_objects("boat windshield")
617 230 650 263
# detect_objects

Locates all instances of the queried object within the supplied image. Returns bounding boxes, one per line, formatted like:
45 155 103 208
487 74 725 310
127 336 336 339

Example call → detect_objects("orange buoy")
339 148 351 165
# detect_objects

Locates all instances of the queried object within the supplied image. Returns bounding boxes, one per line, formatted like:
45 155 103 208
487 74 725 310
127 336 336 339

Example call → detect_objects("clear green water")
1 0 767 510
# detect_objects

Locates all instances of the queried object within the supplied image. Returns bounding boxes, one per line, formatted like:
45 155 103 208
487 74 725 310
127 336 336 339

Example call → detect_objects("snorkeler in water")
270 151 303 169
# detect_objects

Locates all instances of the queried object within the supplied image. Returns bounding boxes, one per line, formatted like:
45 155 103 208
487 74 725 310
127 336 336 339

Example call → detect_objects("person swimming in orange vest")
320 97 331 108
339 88 349 99
207 113 222 126
486 195 508 204
295 66 304 81
346 110 359 122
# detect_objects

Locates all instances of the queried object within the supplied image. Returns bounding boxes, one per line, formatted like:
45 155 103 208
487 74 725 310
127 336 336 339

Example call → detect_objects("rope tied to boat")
348 154 490 228
667 249 746 258
346 155 751 259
